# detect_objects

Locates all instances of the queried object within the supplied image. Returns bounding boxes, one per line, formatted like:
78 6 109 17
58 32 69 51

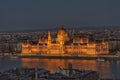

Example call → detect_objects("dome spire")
60 24 64 28
60 24 65 30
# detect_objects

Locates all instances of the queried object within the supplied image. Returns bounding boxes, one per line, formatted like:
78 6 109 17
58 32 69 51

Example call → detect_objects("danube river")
0 58 120 79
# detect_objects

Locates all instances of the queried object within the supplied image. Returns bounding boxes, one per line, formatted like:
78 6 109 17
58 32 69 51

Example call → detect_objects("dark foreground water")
0 58 120 79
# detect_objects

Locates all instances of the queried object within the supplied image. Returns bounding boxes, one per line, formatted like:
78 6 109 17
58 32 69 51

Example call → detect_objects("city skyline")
0 0 120 31
0 1 120 79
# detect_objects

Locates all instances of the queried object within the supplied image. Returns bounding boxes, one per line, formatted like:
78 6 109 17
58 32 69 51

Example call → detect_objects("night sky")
0 0 120 31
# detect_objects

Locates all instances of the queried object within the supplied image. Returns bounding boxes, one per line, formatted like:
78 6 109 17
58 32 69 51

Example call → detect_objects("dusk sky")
0 0 120 31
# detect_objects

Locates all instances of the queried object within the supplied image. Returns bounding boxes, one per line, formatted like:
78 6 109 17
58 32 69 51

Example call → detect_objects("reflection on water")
109 61 120 79
0 58 120 79
21 58 119 79
0 58 22 72
21 58 68 72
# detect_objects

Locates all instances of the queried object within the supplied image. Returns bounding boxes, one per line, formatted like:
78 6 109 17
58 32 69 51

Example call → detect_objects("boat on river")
96 58 105 62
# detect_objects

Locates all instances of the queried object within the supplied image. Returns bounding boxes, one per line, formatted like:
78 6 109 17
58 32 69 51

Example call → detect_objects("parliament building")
22 27 109 55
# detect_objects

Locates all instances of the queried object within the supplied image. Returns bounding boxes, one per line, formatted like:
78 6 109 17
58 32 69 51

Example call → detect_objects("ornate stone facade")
22 27 109 55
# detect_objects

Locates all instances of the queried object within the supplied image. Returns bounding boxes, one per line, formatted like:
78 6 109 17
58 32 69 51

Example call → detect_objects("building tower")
47 31 52 46
47 31 52 54
56 26 69 54
57 26 69 45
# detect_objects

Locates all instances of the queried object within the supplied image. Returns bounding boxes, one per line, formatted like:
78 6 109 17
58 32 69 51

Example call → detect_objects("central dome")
57 27 69 44
58 27 67 35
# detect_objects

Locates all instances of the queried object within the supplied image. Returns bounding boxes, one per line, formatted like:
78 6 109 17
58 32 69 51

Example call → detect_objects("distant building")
109 39 120 51
22 27 109 55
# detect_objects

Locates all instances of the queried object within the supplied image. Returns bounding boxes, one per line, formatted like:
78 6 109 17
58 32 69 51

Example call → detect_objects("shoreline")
18 54 120 60
0 54 120 60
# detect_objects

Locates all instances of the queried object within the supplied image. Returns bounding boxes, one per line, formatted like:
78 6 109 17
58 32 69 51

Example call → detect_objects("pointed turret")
47 31 51 45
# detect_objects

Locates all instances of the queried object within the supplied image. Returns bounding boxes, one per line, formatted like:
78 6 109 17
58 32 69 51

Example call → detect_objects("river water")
0 58 120 79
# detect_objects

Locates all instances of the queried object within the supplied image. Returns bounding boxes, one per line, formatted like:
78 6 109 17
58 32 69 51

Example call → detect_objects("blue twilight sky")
0 0 120 31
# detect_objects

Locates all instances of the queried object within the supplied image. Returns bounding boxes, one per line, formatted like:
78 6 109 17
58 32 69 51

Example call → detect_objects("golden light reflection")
21 58 111 77
21 58 69 72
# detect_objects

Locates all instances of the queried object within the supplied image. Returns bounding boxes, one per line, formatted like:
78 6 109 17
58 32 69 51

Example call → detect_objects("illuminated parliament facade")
22 27 109 55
